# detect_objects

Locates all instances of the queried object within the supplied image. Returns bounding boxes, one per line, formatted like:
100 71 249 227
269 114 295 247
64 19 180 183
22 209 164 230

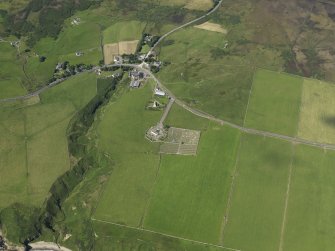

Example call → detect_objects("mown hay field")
194 22 227 34
103 40 139 64
103 43 119 65
297 78 335 144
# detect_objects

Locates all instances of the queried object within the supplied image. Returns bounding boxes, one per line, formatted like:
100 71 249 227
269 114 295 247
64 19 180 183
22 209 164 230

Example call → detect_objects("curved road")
1 0 335 150
146 0 223 57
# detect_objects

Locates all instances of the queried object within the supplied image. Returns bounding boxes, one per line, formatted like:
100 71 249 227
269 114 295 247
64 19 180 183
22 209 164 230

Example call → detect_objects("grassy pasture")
0 73 97 209
103 21 146 44
297 79 335 144
164 104 210 130
24 13 106 88
223 134 293 251
144 124 240 244
244 69 303 136
94 221 231 251
282 145 335 251
157 27 255 125
0 43 27 99
93 82 163 226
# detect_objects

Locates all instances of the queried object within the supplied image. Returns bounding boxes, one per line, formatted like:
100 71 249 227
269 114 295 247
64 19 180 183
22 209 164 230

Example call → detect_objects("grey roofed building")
130 80 140 88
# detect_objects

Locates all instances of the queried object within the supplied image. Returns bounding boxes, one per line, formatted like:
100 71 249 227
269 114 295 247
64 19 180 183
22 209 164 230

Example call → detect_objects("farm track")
278 145 295 251
146 0 224 57
91 218 241 251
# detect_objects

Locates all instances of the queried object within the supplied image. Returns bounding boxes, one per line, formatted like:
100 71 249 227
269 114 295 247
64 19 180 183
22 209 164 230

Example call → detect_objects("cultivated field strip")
91 218 242 251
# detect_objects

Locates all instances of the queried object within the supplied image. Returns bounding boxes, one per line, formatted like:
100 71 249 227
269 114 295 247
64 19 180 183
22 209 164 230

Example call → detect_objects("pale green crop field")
297 78 335 144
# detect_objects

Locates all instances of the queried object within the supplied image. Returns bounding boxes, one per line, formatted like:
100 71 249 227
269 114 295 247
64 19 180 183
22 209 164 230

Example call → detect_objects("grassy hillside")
0 73 97 210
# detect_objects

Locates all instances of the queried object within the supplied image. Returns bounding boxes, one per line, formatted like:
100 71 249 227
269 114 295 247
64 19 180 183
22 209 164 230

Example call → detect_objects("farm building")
154 88 165 96
130 80 140 88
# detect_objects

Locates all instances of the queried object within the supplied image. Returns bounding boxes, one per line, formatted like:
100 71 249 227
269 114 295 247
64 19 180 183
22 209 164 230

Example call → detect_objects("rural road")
146 0 224 57
0 67 99 103
1 0 335 151
123 64 335 151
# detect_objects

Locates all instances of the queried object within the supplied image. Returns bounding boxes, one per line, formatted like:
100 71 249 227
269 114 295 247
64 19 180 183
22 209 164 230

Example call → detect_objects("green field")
103 21 146 44
94 221 231 251
144 124 240 244
157 24 284 125
93 82 163 226
297 78 335 144
26 21 103 85
22 9 114 89
244 69 303 136
0 43 27 99
223 134 293 251
0 73 97 209
2 0 335 249
282 145 335 251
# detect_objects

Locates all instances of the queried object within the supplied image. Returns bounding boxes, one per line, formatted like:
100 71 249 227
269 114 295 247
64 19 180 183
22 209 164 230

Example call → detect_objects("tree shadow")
322 116 335 127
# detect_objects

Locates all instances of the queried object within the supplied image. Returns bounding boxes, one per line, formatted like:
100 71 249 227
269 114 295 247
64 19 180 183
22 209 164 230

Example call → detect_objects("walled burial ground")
159 127 201 155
